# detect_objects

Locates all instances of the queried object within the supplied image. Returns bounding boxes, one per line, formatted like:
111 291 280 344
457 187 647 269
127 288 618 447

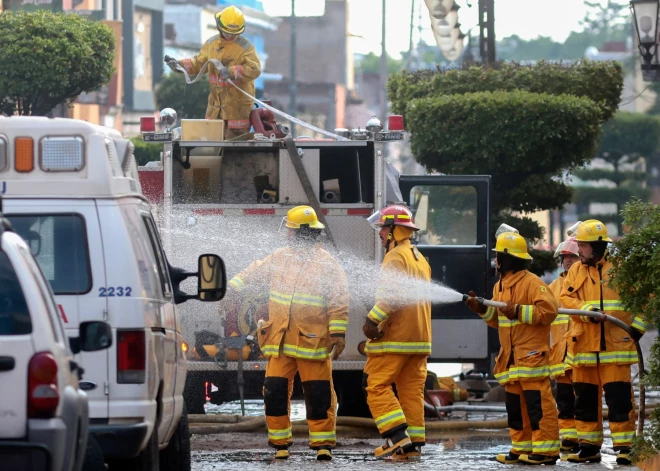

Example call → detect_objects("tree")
355 52 404 74
0 11 115 116
155 72 209 120
389 61 624 275
608 199 660 462
573 112 659 235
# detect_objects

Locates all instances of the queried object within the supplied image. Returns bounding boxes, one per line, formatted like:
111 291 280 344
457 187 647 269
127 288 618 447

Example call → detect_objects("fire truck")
138 108 497 416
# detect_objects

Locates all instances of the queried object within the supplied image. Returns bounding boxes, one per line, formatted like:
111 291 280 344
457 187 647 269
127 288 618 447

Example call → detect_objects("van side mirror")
197 254 226 302
70 321 112 354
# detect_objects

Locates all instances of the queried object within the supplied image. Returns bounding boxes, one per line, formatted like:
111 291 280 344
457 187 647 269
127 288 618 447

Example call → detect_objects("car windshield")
0 250 32 335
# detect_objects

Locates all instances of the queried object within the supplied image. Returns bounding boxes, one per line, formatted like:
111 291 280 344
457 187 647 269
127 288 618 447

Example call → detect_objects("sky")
263 0 613 58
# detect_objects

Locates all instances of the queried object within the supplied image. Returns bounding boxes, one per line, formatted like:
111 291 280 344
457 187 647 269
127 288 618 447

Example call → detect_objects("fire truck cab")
138 109 496 416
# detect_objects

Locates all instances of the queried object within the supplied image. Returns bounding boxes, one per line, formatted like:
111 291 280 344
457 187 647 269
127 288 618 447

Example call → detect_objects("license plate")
375 132 404 141
143 133 173 142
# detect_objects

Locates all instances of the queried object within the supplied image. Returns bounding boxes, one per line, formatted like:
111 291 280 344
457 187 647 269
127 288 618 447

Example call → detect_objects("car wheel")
82 435 106 471
159 404 191 471
107 425 159 471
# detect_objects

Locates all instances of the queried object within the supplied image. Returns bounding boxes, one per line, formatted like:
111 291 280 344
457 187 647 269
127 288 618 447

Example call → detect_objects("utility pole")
289 0 297 126
379 0 388 122
478 0 496 64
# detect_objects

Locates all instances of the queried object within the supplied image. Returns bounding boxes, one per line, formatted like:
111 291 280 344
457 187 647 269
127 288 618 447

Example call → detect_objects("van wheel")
82 435 106 471
107 426 159 471
159 404 191 471
183 373 206 415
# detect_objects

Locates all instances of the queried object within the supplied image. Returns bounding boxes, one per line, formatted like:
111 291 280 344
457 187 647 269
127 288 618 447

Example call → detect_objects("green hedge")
599 111 660 157
406 90 602 214
389 60 623 124
130 136 161 167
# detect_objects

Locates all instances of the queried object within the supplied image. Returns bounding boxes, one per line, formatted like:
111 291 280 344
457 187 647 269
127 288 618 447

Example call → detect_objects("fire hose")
463 295 646 435
166 56 349 141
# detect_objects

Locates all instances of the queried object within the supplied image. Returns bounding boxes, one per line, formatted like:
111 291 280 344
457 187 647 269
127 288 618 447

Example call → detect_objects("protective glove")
330 336 346 360
228 65 243 80
588 308 606 323
500 301 518 320
218 66 231 81
464 291 487 314
630 328 644 342
363 318 384 340
164 55 179 72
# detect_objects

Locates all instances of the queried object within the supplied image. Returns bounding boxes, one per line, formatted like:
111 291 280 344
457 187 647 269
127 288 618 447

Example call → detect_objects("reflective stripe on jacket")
479 270 558 385
229 246 349 361
548 273 570 377
365 240 432 355
559 256 645 367
179 35 261 121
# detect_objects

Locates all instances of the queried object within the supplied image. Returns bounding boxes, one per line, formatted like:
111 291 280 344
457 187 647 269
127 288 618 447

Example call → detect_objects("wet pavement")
193 401 641 470
191 433 640 470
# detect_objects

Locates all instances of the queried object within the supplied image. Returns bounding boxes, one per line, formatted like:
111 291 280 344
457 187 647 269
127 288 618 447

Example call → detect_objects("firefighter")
362 205 432 460
559 220 646 465
465 229 561 465
548 237 580 455
166 5 261 138
225 206 349 461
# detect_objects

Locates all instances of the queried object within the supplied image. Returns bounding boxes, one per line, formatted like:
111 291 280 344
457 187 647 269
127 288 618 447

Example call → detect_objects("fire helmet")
216 6 245 35
367 205 420 231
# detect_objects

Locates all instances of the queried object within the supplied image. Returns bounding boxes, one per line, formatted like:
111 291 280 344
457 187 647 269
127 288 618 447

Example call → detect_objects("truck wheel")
82 435 106 471
159 404 191 471
183 372 206 415
107 426 159 471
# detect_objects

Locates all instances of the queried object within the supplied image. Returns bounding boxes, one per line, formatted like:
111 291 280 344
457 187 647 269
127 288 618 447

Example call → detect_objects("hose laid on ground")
466 295 647 435
187 414 510 435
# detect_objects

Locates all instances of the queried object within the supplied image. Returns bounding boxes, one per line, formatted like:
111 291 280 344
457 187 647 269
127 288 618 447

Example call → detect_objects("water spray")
462 293 646 435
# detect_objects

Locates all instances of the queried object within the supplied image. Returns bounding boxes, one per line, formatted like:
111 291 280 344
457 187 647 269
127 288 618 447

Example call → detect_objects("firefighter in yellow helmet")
225 206 349 461
559 220 645 465
465 227 560 465
362 205 432 460
166 5 261 138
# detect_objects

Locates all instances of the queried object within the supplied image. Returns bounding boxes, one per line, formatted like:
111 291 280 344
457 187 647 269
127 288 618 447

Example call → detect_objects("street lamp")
630 0 660 68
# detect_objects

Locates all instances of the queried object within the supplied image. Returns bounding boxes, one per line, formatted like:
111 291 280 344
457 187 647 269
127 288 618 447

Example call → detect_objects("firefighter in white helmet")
547 237 580 456
166 5 261 138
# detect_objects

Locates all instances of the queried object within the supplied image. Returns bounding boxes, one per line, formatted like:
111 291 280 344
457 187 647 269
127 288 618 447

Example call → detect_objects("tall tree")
0 11 115 116
573 112 659 235
389 61 624 274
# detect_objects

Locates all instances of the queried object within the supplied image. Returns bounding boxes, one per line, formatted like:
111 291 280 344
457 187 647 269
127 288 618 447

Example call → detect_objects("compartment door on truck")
398 176 493 363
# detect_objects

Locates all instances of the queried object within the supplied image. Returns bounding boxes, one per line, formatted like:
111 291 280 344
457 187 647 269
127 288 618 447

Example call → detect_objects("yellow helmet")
285 206 325 230
215 6 245 35
493 232 533 260
573 219 612 243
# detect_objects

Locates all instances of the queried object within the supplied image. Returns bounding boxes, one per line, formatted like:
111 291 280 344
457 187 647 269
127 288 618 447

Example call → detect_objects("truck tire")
82 435 106 471
183 372 206 415
107 426 159 471
159 404 191 471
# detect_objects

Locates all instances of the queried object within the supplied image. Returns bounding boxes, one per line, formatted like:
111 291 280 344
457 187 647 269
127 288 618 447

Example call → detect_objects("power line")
619 83 653 106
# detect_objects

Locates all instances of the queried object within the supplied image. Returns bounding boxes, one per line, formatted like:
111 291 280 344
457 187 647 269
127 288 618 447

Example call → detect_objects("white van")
0 116 227 470
0 209 112 471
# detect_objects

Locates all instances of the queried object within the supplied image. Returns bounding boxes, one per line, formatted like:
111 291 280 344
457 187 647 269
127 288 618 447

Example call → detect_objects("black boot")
615 447 632 466
494 452 520 464
566 444 601 463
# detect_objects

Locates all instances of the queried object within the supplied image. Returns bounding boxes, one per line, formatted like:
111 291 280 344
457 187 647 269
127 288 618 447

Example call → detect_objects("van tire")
183 373 206 415
82 435 106 471
107 426 159 471
159 404 191 471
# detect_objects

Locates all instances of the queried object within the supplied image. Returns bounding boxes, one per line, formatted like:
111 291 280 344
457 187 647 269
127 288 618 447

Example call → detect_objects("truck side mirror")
77 321 113 352
197 254 226 302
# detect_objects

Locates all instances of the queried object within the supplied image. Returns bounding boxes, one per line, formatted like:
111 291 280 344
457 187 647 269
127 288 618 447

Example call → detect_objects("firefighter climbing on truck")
166 4 261 138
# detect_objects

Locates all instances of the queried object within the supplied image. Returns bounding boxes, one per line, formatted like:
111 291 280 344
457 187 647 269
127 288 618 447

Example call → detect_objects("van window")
7 214 92 294
142 215 172 297
0 251 32 335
